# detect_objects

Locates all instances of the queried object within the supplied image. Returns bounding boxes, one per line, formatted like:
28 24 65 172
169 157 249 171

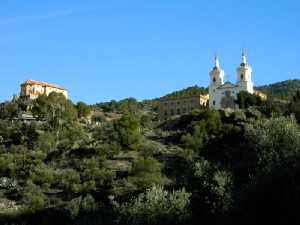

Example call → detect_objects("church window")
213 77 216 83
241 74 244 79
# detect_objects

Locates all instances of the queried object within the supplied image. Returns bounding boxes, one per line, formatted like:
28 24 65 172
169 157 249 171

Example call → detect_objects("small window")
241 74 244 79
213 77 216 83
213 100 216 105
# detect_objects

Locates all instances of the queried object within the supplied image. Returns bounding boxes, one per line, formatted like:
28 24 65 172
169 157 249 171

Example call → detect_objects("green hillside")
162 85 208 98
160 79 300 100
256 79 300 99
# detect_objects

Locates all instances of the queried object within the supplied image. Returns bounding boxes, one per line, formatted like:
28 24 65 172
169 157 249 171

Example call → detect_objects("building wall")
212 86 238 110
21 81 68 100
254 90 267 101
158 95 209 120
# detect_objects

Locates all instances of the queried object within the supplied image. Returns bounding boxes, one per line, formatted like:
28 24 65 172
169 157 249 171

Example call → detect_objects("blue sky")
0 0 300 103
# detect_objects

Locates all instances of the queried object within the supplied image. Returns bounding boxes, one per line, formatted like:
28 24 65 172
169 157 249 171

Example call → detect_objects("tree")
236 91 262 109
76 157 115 193
59 169 81 193
0 101 20 120
289 90 300 122
113 112 142 150
115 185 191 225
22 180 48 213
76 102 91 118
128 157 165 190
245 115 300 173
180 109 222 153
190 159 233 222
36 131 57 153
231 155 300 225
32 92 78 128
181 123 208 153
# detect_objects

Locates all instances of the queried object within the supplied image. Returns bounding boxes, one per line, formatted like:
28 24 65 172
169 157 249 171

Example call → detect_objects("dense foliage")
162 85 208 98
256 79 300 99
1 85 300 225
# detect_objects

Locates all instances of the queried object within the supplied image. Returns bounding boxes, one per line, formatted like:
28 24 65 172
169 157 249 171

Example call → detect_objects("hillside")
159 79 300 101
162 85 208 98
256 79 300 99
1 82 300 225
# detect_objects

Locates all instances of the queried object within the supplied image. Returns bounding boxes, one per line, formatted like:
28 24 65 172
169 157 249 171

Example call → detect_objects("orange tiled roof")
22 80 67 90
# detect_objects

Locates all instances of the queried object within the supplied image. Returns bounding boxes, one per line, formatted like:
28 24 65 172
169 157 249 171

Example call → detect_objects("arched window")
241 74 244 79
213 77 216 83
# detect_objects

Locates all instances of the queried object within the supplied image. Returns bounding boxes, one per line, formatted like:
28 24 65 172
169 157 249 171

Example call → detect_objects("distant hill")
150 79 300 104
256 79 300 99
162 85 208 99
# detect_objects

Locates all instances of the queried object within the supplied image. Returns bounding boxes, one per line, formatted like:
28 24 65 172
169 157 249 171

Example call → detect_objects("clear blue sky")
0 0 300 103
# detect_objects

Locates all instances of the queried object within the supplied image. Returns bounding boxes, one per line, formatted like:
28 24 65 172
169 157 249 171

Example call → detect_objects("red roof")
22 80 67 90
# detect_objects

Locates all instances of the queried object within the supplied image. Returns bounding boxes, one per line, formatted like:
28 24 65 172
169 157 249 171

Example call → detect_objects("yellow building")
158 94 209 120
21 80 68 100
254 90 267 101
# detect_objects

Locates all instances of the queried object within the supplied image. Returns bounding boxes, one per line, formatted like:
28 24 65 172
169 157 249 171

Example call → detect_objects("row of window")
163 99 199 106
163 107 195 116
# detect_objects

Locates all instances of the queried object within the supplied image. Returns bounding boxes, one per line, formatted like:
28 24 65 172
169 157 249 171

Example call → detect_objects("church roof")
217 81 237 89
21 80 67 90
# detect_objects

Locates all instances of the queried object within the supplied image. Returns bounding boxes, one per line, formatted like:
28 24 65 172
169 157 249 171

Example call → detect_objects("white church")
209 50 254 109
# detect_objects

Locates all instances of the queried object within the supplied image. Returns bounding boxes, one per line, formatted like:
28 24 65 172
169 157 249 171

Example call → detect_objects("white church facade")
209 50 254 109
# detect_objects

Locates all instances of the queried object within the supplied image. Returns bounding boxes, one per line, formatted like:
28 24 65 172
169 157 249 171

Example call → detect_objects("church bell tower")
236 49 254 93
209 53 224 108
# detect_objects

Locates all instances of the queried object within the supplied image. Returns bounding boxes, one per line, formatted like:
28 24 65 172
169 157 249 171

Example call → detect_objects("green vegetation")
256 79 300 99
163 85 208 98
114 185 191 225
1 81 300 225
236 91 262 109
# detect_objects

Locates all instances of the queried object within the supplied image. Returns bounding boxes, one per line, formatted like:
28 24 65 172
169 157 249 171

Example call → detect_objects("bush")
76 102 91 118
22 180 47 213
115 185 191 225
128 157 165 190
245 115 300 172
113 112 142 150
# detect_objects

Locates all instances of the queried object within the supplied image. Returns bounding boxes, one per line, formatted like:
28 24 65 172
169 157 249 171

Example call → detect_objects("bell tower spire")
209 52 225 109
236 49 253 93
215 52 220 68
242 48 247 64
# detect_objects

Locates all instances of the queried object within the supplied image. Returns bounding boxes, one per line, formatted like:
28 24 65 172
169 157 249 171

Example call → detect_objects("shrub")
115 185 191 225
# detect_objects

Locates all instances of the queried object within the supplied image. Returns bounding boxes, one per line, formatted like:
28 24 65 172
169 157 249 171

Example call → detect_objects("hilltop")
162 85 208 98
0 79 300 225
256 79 300 99
156 79 300 101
